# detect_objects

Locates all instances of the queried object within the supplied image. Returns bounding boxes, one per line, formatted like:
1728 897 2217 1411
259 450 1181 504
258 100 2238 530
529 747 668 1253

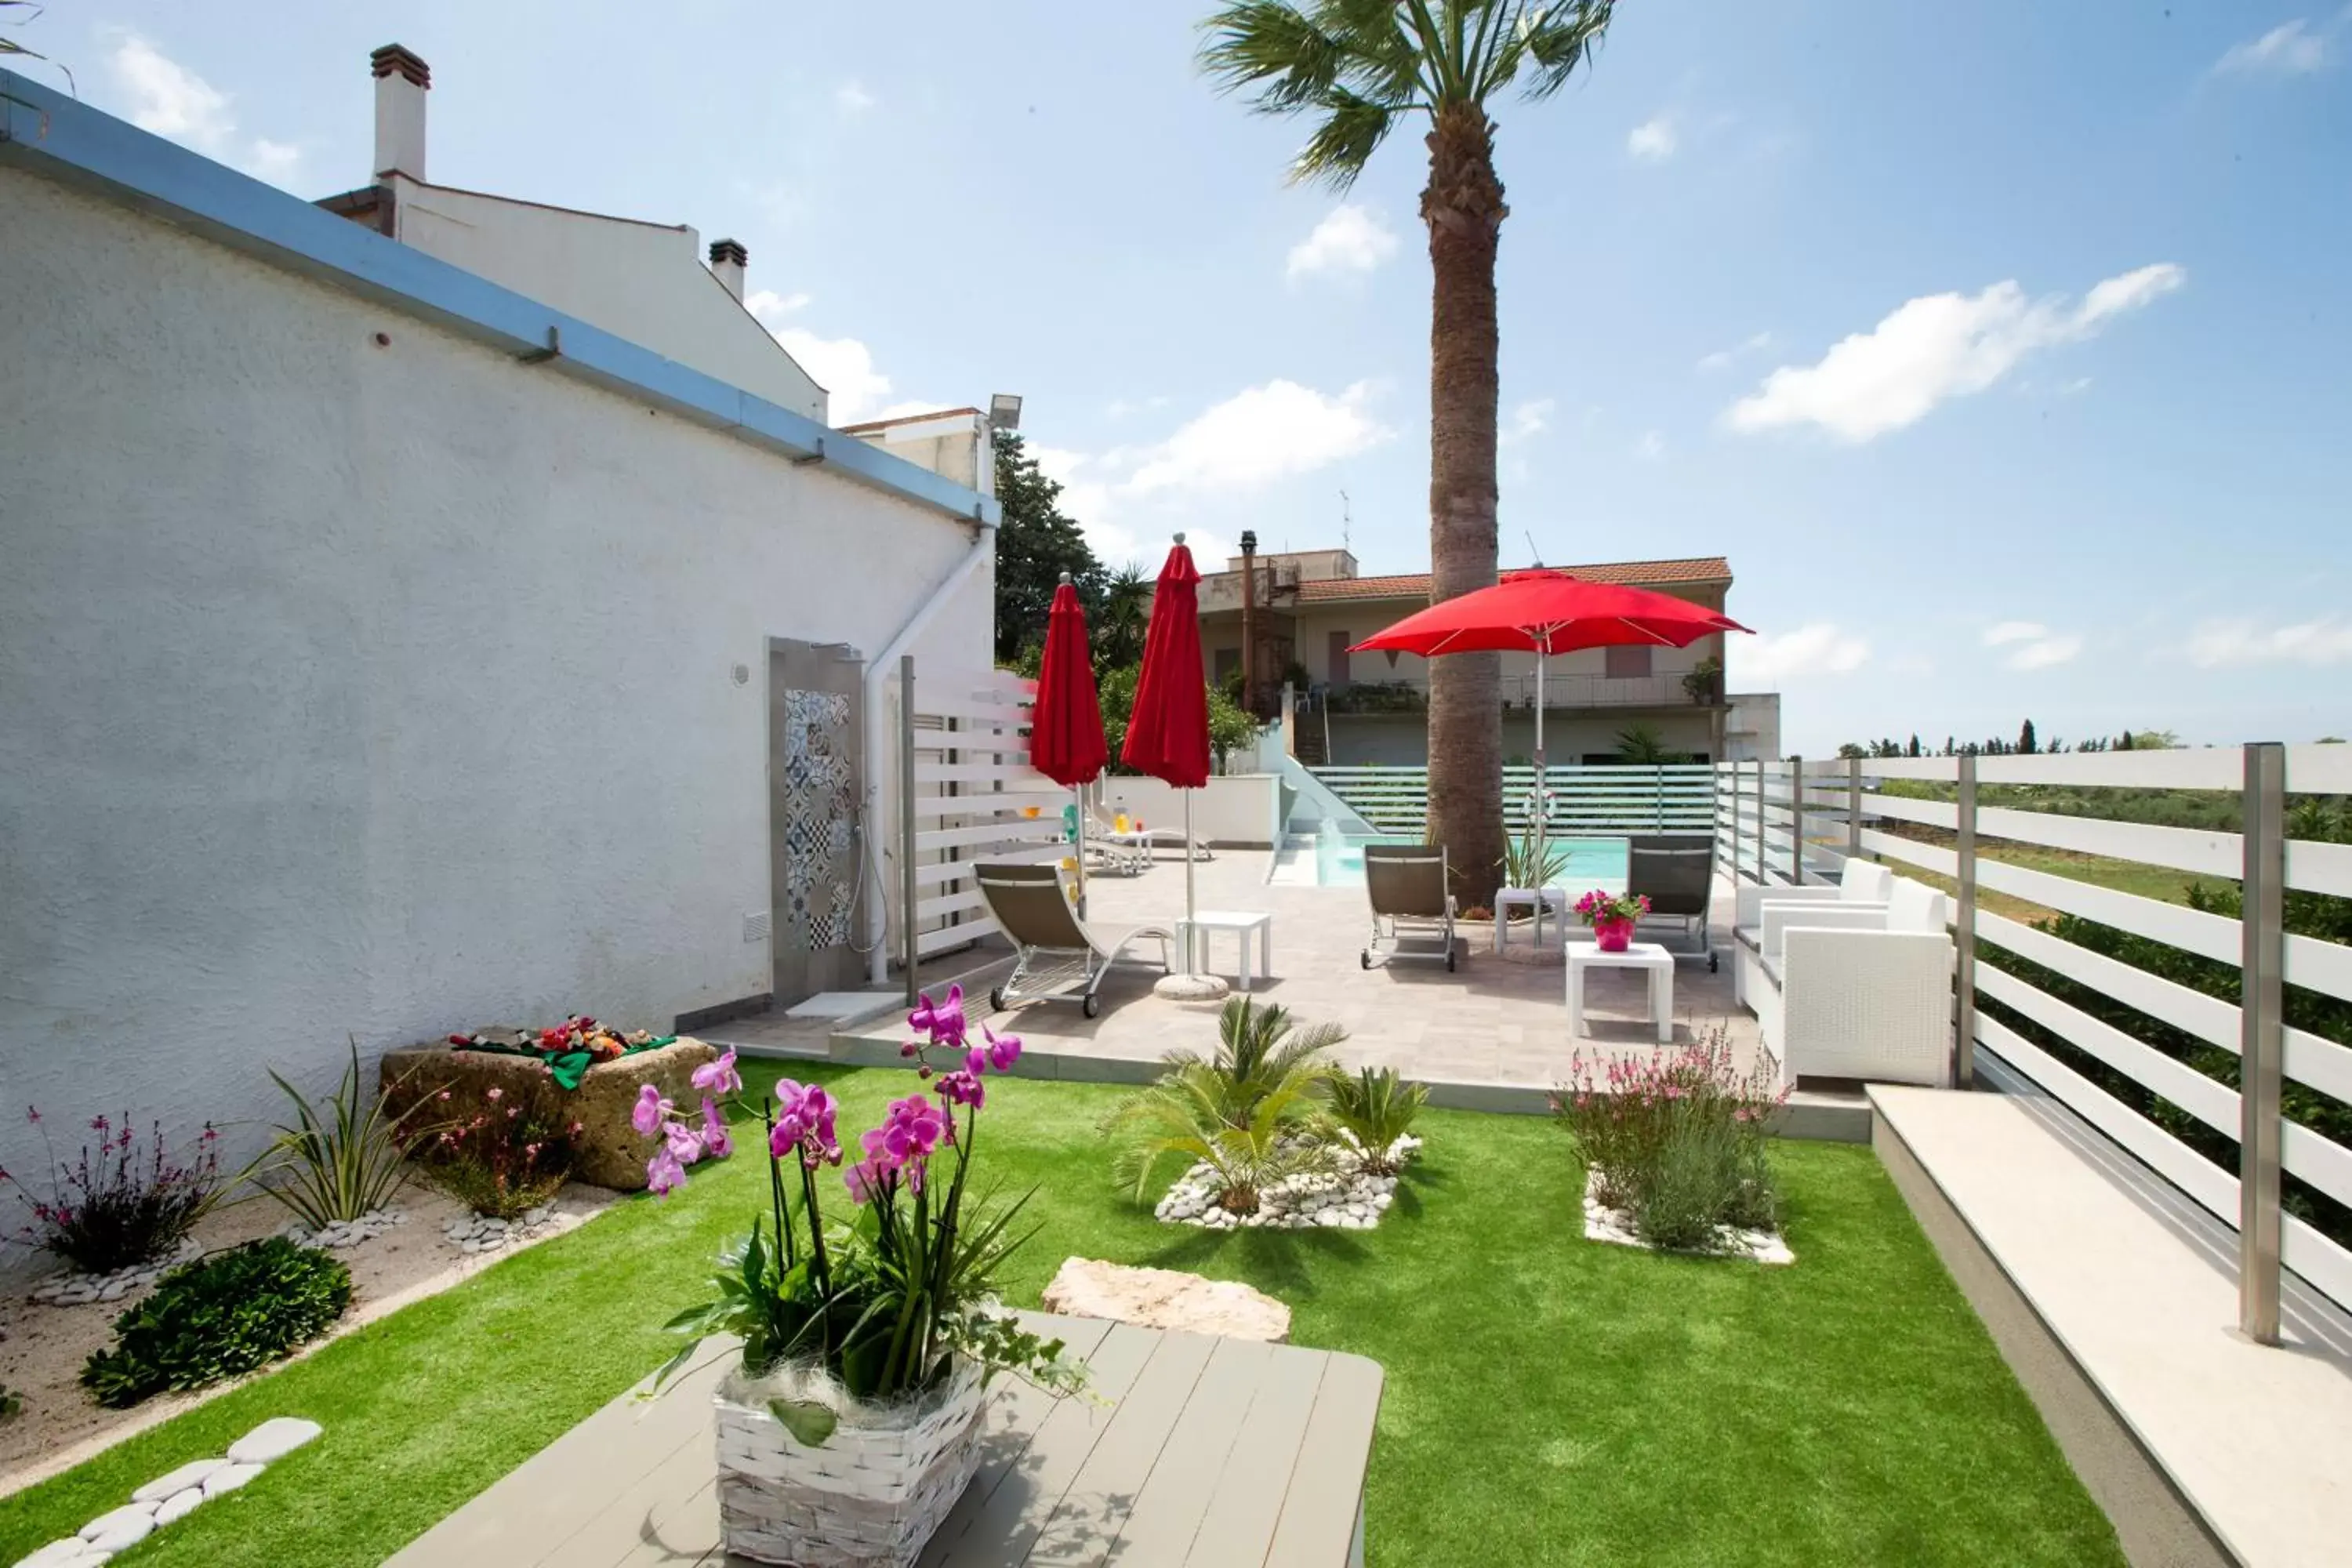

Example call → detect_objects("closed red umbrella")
1122 535 1218 992
1031 571 1106 914
1353 569 1752 942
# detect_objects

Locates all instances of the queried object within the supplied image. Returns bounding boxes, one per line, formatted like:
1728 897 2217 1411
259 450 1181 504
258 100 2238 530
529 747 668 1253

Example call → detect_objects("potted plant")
1572 888 1650 953
641 993 1082 1567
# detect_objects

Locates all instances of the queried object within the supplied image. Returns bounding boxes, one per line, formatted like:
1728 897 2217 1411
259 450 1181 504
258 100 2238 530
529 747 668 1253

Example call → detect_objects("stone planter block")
379 1035 717 1191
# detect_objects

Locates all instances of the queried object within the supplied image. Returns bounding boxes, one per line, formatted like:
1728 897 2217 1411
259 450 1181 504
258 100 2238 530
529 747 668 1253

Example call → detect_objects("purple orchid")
691 1047 742 1096
631 1084 673 1138
700 1098 734 1160
907 985 968 1047
984 1025 1022 1073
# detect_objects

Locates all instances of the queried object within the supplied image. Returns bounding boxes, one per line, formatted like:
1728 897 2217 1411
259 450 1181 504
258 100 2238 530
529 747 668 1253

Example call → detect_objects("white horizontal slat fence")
1312 763 1716 838
1715 744 2352 1334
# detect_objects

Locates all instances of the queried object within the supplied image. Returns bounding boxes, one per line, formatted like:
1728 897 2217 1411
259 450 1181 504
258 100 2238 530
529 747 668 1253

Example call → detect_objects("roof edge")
0 71 996 529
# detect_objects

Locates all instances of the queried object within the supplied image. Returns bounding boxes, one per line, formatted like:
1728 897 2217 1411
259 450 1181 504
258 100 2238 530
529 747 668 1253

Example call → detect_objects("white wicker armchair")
1740 877 1953 1087
1733 859 1893 1006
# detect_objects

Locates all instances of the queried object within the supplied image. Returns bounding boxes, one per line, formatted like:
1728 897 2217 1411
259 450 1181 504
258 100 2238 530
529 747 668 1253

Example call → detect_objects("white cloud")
2187 618 2352 667
770 328 894 423
1286 205 1399 281
1632 430 1666 461
1125 379 1387 496
1627 115 1678 162
1734 624 1870 682
1105 395 1170 420
1501 398 1555 446
836 79 877 114
1724 263 2185 443
745 289 812 321
107 32 302 186
1984 621 2082 670
1696 332 1773 374
1035 381 1387 568
2214 20 2329 76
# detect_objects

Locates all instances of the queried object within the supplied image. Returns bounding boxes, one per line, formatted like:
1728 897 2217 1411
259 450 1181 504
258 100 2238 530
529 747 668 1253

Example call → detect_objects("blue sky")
24 1 2350 754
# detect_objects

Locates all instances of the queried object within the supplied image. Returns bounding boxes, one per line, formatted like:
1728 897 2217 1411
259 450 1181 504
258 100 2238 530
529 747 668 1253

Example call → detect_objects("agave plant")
242 1040 428 1229
1499 828 1569 892
1325 1067 1428 1176
1107 996 1346 1214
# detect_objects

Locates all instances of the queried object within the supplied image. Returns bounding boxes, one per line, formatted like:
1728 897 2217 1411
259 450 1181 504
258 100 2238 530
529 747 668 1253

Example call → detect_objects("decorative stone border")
278 1208 405 1250
443 1203 562 1254
1155 1135 1421 1232
10 1417 321 1566
1581 1170 1794 1265
25 1240 201 1309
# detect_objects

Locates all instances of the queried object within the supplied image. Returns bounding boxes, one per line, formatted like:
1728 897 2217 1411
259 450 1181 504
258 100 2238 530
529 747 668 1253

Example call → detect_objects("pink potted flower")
1572 888 1650 953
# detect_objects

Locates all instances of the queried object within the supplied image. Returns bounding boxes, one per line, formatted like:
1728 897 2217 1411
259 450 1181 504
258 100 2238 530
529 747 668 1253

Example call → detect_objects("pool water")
1314 828 1630 892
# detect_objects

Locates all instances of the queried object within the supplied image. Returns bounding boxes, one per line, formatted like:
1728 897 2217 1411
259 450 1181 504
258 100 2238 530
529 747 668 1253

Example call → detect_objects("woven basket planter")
713 1359 988 1567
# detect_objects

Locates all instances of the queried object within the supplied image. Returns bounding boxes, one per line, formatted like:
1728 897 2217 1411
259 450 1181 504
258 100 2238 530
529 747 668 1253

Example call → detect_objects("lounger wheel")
989 986 1005 1013
1082 993 1101 1019
1708 952 1719 974
1446 948 1457 972
1359 949 1372 970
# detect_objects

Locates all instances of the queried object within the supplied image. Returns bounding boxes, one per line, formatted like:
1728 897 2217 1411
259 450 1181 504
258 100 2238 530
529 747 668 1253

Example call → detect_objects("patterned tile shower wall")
779 688 856 953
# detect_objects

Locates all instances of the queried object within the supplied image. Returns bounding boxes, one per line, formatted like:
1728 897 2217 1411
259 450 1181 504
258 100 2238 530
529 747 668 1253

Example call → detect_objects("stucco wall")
388 176 827 423
0 168 989 1185
1096 776 1280 848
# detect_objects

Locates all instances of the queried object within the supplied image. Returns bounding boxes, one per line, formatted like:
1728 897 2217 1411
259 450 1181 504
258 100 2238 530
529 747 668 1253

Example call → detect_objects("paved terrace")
716 853 1849 1128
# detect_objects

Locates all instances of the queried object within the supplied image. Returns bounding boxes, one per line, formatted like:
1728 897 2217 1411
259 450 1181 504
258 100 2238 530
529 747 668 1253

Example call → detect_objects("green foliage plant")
1499 828 1569 891
1553 1027 1784 1252
244 1040 426 1230
81 1237 351 1407
418 1085 577 1219
1326 1067 1427 1175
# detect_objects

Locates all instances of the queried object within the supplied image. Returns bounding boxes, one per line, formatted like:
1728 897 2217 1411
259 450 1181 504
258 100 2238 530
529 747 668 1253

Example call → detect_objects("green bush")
1326 1066 1427 1175
81 1238 351 1407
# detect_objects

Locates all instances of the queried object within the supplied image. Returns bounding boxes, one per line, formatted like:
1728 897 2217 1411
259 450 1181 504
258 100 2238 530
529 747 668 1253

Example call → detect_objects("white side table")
1180 909 1274 992
1494 887 1570 951
1567 941 1675 1043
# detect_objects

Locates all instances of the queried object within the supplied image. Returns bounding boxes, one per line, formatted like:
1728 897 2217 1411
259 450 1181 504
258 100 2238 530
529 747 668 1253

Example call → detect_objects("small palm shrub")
245 1041 424 1230
1325 1067 1426 1175
81 1237 351 1407
1498 829 1569 891
3 1109 221 1274
1108 996 1345 1214
1552 1028 1784 1252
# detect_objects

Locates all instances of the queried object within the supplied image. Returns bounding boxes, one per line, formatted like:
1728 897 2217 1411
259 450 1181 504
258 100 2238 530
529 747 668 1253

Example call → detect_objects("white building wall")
0 169 989 1183
387 176 829 423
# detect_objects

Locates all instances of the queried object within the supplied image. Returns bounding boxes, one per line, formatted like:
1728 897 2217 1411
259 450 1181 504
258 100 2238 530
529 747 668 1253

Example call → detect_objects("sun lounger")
1360 843 1458 971
1089 801 1210 873
1628 833 1716 969
975 862 1175 1018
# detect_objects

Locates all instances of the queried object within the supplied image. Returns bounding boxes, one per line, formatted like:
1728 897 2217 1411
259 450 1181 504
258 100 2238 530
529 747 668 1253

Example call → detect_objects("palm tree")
1200 1 1617 904
1095 564 1151 674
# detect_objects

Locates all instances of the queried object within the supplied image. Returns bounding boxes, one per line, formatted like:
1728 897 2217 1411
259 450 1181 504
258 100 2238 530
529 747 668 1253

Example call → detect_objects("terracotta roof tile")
1293 557 1730 602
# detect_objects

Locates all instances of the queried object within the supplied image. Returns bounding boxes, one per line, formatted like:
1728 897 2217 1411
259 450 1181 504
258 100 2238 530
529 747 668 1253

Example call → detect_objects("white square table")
1567 940 1676 1043
1492 886 1571 951
1180 909 1274 991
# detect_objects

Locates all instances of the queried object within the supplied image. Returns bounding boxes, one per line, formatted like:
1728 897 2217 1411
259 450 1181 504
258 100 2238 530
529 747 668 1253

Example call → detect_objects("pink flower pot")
1594 917 1635 953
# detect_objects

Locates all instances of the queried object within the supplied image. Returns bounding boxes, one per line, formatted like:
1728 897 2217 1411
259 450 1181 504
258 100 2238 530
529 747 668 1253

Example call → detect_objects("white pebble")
154 1488 206 1526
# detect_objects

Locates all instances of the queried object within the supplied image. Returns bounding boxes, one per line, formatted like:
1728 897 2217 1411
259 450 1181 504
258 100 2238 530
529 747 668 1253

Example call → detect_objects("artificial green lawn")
1 1065 2124 1567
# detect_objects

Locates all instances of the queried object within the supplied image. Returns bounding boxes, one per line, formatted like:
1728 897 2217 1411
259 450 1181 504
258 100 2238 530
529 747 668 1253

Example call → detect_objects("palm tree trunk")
1421 104 1508 906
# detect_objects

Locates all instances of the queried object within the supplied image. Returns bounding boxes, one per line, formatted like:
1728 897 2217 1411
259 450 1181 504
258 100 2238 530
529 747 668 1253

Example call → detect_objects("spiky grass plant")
244 1040 426 1229
1325 1066 1428 1176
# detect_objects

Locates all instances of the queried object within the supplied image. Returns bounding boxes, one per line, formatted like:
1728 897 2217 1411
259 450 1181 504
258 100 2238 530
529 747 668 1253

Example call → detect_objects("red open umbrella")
1122 535 1216 988
1353 569 1751 939
1031 571 1106 913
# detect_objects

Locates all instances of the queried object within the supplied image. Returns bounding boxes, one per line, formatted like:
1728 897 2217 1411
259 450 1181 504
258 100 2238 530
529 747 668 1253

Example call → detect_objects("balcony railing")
1313 672 1719 713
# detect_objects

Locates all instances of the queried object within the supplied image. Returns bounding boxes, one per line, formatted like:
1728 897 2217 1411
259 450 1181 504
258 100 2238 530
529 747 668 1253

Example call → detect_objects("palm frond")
1483 1 1615 103
1199 0 1425 186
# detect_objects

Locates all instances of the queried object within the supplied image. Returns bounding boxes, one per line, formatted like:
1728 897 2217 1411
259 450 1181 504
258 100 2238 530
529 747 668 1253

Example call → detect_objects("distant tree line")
1833 721 2183 761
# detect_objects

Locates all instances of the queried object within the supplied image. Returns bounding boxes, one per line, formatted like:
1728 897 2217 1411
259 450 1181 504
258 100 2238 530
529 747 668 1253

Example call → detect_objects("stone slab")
132 1458 226 1502
379 1036 717 1190
227 1415 322 1465
1039 1258 1290 1342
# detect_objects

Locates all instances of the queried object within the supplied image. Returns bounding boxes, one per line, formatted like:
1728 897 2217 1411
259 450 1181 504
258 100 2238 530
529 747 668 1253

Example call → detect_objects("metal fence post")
2241 741 2286 1345
1751 760 1766 887
1788 755 1805 884
1955 753 1978 1089
898 654 920 1007
1847 754 1864 862
1725 761 1741 882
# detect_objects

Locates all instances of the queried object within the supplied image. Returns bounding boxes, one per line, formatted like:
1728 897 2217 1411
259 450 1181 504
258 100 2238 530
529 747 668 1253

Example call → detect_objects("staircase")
1293 719 1328 767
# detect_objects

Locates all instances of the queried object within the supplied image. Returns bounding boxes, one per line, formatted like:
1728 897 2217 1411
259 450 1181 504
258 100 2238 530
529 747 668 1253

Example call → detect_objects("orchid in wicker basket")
644 988 1082 1446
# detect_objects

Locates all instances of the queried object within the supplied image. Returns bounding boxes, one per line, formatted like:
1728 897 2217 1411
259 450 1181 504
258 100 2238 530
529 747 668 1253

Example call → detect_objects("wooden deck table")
383 1313 1381 1568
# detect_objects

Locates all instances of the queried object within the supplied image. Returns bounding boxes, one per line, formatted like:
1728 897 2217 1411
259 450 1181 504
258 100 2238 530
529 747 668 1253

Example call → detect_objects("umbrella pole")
1533 650 1548 947
1072 782 1088 920
1183 789 1197 974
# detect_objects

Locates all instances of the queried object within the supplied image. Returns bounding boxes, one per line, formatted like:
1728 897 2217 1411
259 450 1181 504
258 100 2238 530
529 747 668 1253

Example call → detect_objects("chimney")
709 238 749 302
371 44 430 181
1239 530 1259 718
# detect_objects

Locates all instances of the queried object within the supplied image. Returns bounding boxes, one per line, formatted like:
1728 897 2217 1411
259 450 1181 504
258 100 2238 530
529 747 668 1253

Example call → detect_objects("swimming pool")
1313 826 1631 891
